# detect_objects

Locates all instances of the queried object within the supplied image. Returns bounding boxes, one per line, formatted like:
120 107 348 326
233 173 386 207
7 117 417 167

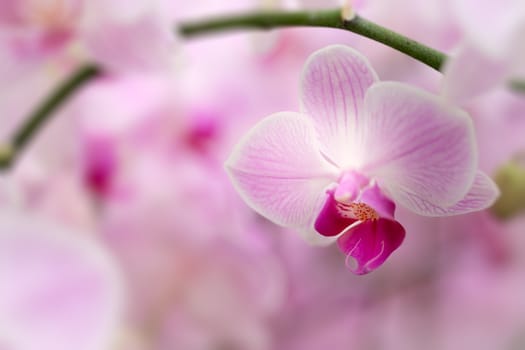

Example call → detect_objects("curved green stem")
179 8 448 71
0 64 101 170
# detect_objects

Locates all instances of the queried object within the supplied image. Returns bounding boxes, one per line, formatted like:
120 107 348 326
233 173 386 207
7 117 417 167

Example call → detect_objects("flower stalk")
179 8 448 71
0 64 101 169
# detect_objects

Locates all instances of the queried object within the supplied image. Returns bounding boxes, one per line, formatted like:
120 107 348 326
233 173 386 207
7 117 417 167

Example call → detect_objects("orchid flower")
226 45 499 275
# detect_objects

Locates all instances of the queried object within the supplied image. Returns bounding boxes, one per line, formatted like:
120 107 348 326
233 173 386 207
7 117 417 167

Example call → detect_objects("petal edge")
406 171 500 217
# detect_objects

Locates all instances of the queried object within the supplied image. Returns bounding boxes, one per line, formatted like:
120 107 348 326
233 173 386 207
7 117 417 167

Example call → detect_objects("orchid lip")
314 172 390 237
338 218 406 275
314 173 405 274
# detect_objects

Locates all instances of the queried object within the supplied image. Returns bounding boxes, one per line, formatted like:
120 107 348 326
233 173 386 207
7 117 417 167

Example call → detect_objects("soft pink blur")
1 0 524 349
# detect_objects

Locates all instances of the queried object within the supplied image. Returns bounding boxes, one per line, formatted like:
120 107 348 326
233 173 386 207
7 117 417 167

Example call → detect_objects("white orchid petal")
226 112 338 230
362 82 477 213
300 45 379 167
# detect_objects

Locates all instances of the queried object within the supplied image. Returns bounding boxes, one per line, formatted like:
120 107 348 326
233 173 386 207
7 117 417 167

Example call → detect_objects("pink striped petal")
337 219 405 275
225 112 339 238
361 82 477 214
400 171 500 216
300 45 378 168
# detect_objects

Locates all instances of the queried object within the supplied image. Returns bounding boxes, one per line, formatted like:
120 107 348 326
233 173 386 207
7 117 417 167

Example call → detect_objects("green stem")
509 79 525 92
179 9 448 71
0 64 101 170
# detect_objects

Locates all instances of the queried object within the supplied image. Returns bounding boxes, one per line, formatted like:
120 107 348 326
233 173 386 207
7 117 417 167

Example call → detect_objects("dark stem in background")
0 64 101 170
179 9 448 71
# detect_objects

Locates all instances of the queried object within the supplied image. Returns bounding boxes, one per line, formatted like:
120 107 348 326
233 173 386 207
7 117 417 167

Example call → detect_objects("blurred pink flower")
81 0 176 73
154 239 284 350
226 45 499 274
0 0 81 59
0 211 123 350
442 0 525 102
0 0 175 73
99 152 286 349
